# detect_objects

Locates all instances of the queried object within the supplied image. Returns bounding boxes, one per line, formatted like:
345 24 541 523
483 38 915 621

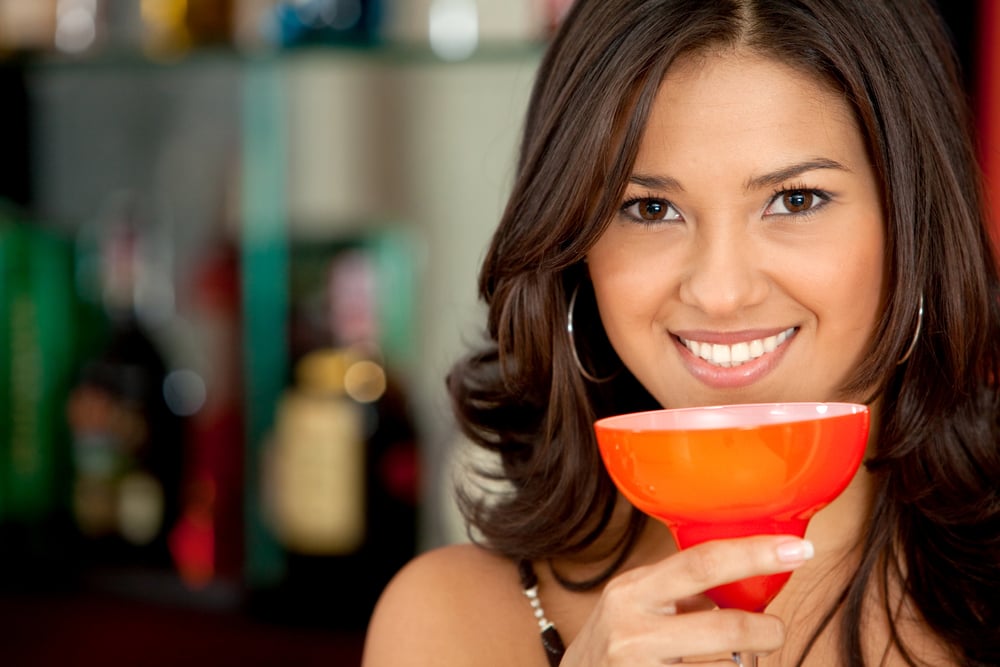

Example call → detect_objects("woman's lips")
672 327 798 389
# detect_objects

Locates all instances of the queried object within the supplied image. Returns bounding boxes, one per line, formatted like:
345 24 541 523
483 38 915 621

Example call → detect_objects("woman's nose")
677 221 769 317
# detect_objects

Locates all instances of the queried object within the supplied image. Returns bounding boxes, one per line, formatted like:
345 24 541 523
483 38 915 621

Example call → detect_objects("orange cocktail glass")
594 402 869 612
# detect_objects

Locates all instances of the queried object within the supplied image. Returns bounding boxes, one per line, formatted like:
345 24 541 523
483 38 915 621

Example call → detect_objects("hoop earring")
567 284 618 383
896 293 924 366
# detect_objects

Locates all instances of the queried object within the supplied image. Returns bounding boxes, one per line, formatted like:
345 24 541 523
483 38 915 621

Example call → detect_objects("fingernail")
776 538 815 564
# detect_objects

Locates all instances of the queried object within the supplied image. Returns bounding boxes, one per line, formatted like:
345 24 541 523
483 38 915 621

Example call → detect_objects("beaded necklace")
517 559 567 666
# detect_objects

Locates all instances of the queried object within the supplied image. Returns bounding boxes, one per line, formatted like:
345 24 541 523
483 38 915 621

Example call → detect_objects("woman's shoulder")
362 542 545 667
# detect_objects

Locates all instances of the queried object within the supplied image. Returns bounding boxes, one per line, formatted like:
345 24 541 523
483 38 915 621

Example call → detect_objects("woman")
364 0 1000 664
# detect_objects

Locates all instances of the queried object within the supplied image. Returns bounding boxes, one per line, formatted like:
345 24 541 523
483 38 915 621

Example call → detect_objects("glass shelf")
11 39 545 74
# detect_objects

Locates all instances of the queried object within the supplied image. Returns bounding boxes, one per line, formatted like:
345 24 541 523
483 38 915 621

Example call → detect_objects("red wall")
978 0 1000 255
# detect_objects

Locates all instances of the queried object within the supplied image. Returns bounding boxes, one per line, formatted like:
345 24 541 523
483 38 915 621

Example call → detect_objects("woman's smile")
672 327 799 389
674 327 797 368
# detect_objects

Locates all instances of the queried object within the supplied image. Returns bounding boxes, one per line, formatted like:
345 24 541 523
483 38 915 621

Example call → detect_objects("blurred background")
0 1 994 665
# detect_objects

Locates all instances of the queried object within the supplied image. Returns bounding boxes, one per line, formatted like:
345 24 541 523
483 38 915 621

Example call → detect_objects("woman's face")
586 50 886 409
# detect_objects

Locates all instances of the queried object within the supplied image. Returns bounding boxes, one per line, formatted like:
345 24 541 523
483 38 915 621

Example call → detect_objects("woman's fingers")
633 607 785 658
617 535 814 609
570 599 785 665
560 536 812 665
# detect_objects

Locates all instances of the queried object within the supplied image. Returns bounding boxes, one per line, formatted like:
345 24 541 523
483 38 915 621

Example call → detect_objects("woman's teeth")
681 327 795 368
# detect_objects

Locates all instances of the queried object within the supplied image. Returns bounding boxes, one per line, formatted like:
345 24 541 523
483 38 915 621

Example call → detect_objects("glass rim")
594 401 869 432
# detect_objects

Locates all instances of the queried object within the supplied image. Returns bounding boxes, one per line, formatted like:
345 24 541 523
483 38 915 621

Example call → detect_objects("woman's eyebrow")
628 173 684 191
628 158 849 194
743 158 850 191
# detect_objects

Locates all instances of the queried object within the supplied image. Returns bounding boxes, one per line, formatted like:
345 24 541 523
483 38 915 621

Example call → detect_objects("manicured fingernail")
776 539 815 563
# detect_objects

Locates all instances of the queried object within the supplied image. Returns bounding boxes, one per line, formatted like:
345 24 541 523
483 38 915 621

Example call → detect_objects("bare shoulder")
362 543 544 667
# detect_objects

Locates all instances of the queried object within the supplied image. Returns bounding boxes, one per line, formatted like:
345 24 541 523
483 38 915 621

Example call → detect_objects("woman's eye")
766 189 828 216
621 198 682 223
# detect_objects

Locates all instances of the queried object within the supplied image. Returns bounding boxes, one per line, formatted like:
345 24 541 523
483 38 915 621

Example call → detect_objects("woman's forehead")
633 50 865 181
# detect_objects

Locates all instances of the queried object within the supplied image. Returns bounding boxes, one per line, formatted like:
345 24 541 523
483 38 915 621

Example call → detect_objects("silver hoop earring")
567 284 617 383
896 293 924 366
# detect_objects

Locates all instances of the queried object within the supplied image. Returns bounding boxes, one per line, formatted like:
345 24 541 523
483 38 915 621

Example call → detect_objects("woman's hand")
560 535 814 665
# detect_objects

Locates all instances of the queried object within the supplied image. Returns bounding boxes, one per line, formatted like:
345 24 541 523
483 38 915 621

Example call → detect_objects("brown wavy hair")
447 0 1000 664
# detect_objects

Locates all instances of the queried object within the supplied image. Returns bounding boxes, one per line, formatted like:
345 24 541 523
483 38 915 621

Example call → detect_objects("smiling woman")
362 1 1000 666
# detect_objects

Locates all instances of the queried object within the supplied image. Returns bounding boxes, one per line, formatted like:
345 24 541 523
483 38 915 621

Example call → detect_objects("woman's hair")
447 0 1000 664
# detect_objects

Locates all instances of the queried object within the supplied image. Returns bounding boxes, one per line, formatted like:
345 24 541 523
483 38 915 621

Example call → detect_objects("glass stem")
732 652 760 667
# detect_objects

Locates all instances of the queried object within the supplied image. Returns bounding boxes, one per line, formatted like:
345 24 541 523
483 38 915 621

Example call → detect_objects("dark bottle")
169 241 245 589
65 198 183 573
252 243 419 631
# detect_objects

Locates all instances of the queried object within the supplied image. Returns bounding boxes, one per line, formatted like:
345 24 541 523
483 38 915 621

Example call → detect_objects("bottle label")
269 392 365 555
118 471 165 545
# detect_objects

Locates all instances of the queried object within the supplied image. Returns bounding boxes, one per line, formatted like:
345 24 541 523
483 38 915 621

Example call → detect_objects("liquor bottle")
0 0 56 54
65 196 184 572
0 204 78 583
273 0 383 48
253 240 419 630
168 241 245 588
139 0 234 58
